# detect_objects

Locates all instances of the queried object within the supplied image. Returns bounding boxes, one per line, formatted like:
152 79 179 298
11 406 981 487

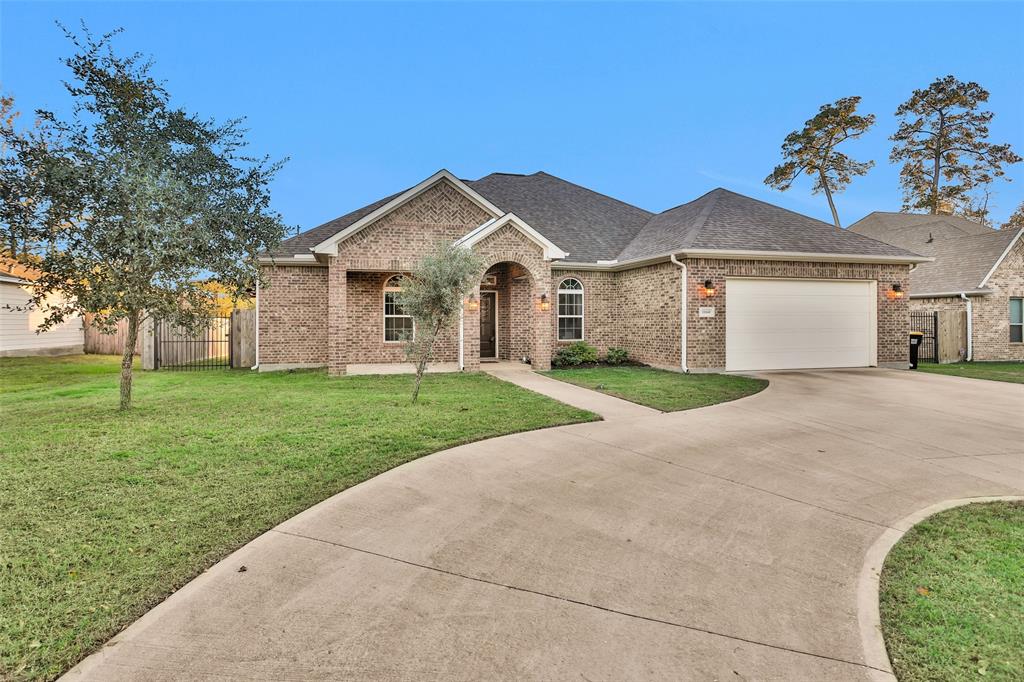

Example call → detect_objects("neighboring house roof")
848 212 1022 296
269 171 926 265
0 270 30 285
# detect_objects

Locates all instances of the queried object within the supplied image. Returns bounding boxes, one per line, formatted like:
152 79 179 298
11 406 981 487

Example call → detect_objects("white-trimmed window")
384 275 414 342
557 278 584 341
1011 298 1023 343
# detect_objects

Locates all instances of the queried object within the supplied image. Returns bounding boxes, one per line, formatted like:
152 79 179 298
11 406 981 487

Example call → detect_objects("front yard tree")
0 94 46 258
399 242 483 403
764 96 875 229
12 25 288 409
890 75 1021 214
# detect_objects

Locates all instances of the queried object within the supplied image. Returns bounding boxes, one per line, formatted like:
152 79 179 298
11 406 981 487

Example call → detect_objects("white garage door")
725 278 876 371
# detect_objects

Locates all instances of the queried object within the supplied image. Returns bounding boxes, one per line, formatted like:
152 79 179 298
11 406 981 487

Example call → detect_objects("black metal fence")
155 317 231 370
910 311 937 363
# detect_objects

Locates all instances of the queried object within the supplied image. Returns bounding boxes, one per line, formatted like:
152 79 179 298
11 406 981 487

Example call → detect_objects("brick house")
257 170 929 375
849 212 1024 361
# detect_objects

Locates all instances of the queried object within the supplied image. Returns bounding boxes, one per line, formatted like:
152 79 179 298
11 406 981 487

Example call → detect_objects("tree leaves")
890 75 1022 214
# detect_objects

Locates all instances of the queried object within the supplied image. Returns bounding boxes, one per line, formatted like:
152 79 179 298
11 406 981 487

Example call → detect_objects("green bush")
606 347 629 365
553 341 599 367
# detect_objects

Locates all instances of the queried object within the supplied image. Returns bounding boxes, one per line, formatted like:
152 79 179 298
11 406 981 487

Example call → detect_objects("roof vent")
926 232 934 243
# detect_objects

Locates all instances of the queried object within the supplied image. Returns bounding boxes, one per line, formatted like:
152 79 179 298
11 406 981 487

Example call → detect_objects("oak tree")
4 25 288 409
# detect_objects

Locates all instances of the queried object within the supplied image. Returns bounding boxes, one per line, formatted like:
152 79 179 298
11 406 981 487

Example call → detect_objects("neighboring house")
257 169 928 375
0 268 84 357
849 212 1024 362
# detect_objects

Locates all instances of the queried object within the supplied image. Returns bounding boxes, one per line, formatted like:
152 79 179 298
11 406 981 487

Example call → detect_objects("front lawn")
541 366 767 411
0 355 595 680
914 361 1024 384
879 501 1024 681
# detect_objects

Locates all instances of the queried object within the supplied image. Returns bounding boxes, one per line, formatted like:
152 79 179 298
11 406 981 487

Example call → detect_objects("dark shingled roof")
467 172 653 262
618 188 919 261
268 189 406 258
269 172 925 263
849 212 1021 295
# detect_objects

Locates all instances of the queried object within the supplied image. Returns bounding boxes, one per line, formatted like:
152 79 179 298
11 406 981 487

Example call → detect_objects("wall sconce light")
538 293 551 311
703 279 717 296
890 283 904 300
466 293 479 311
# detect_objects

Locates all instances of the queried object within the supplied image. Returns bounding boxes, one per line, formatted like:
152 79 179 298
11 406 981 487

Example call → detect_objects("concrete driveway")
66 370 1023 681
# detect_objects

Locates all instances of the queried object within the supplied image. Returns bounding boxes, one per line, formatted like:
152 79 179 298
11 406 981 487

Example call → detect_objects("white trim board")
979 227 1023 288
454 212 568 261
311 169 503 256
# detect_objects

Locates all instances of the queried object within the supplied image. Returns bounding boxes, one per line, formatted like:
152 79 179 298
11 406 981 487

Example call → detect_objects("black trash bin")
909 331 923 369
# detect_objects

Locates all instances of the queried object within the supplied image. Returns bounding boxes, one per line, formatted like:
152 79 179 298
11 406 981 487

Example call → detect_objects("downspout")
670 254 688 372
960 293 973 361
251 279 260 370
458 306 465 371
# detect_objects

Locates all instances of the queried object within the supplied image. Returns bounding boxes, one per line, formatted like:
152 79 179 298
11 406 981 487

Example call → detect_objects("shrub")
606 347 629 365
553 341 599 367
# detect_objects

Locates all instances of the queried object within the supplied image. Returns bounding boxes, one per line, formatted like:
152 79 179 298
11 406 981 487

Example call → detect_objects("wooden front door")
479 291 497 359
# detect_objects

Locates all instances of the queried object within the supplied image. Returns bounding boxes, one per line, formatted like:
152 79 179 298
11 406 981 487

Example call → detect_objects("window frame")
383 275 415 343
557 277 585 342
1011 297 1023 344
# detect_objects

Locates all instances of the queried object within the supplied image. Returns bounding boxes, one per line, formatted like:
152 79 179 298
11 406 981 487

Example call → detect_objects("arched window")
383 275 414 342
557 278 584 341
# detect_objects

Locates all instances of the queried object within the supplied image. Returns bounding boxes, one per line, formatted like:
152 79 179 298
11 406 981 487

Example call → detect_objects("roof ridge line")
528 171 655 216
680 190 723 248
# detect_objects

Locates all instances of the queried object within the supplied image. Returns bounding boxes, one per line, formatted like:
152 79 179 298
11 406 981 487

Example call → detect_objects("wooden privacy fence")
83 314 143 355
230 308 256 368
936 309 968 364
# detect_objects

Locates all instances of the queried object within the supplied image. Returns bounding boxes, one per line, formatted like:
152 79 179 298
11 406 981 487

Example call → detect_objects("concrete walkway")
66 369 1023 681
482 361 660 419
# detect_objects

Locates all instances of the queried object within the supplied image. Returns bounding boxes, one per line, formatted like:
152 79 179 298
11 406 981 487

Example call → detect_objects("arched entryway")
461 258 552 371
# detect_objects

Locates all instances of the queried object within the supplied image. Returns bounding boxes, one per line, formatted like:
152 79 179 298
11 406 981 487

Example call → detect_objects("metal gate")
910 311 937 363
155 317 231 370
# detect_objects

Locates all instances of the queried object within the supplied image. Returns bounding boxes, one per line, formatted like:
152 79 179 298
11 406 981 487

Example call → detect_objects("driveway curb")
856 495 1024 678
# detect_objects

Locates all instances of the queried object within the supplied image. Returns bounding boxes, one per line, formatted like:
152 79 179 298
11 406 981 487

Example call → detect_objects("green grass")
0 355 595 680
879 501 1024 681
914 361 1024 384
541 366 768 412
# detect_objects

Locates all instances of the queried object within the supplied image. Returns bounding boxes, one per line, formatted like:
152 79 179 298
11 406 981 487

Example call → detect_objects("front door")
479 291 497 359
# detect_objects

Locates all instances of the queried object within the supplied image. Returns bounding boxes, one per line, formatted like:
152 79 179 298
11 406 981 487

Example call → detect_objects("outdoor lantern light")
703 279 717 296
466 294 479 311
539 293 551 311
890 283 904 299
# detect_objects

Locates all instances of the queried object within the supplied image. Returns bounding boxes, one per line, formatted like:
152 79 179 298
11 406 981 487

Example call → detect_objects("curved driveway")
67 370 1023 681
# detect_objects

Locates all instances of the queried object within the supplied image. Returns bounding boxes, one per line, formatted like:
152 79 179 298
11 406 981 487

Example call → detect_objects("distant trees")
765 97 875 229
766 75 1020 228
890 75 1020 216
1 25 288 409
1003 202 1024 231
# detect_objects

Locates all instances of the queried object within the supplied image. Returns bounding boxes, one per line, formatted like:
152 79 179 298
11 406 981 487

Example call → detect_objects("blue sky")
3 1 1023 234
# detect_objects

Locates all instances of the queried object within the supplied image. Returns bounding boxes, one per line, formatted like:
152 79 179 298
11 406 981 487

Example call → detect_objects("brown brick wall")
259 265 329 366
550 270 620 355
972 237 1024 361
683 259 910 369
613 263 683 369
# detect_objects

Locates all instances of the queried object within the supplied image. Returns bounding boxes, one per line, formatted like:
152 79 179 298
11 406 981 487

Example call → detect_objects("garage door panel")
725 279 875 371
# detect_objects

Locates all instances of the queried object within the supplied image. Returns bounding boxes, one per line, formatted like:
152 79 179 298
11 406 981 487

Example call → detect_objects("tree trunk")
819 169 842 229
119 310 140 411
931 112 945 214
411 320 443 404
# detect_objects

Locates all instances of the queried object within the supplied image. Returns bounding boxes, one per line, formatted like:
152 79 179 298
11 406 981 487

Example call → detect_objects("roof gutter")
554 249 933 271
908 289 992 299
669 254 688 372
